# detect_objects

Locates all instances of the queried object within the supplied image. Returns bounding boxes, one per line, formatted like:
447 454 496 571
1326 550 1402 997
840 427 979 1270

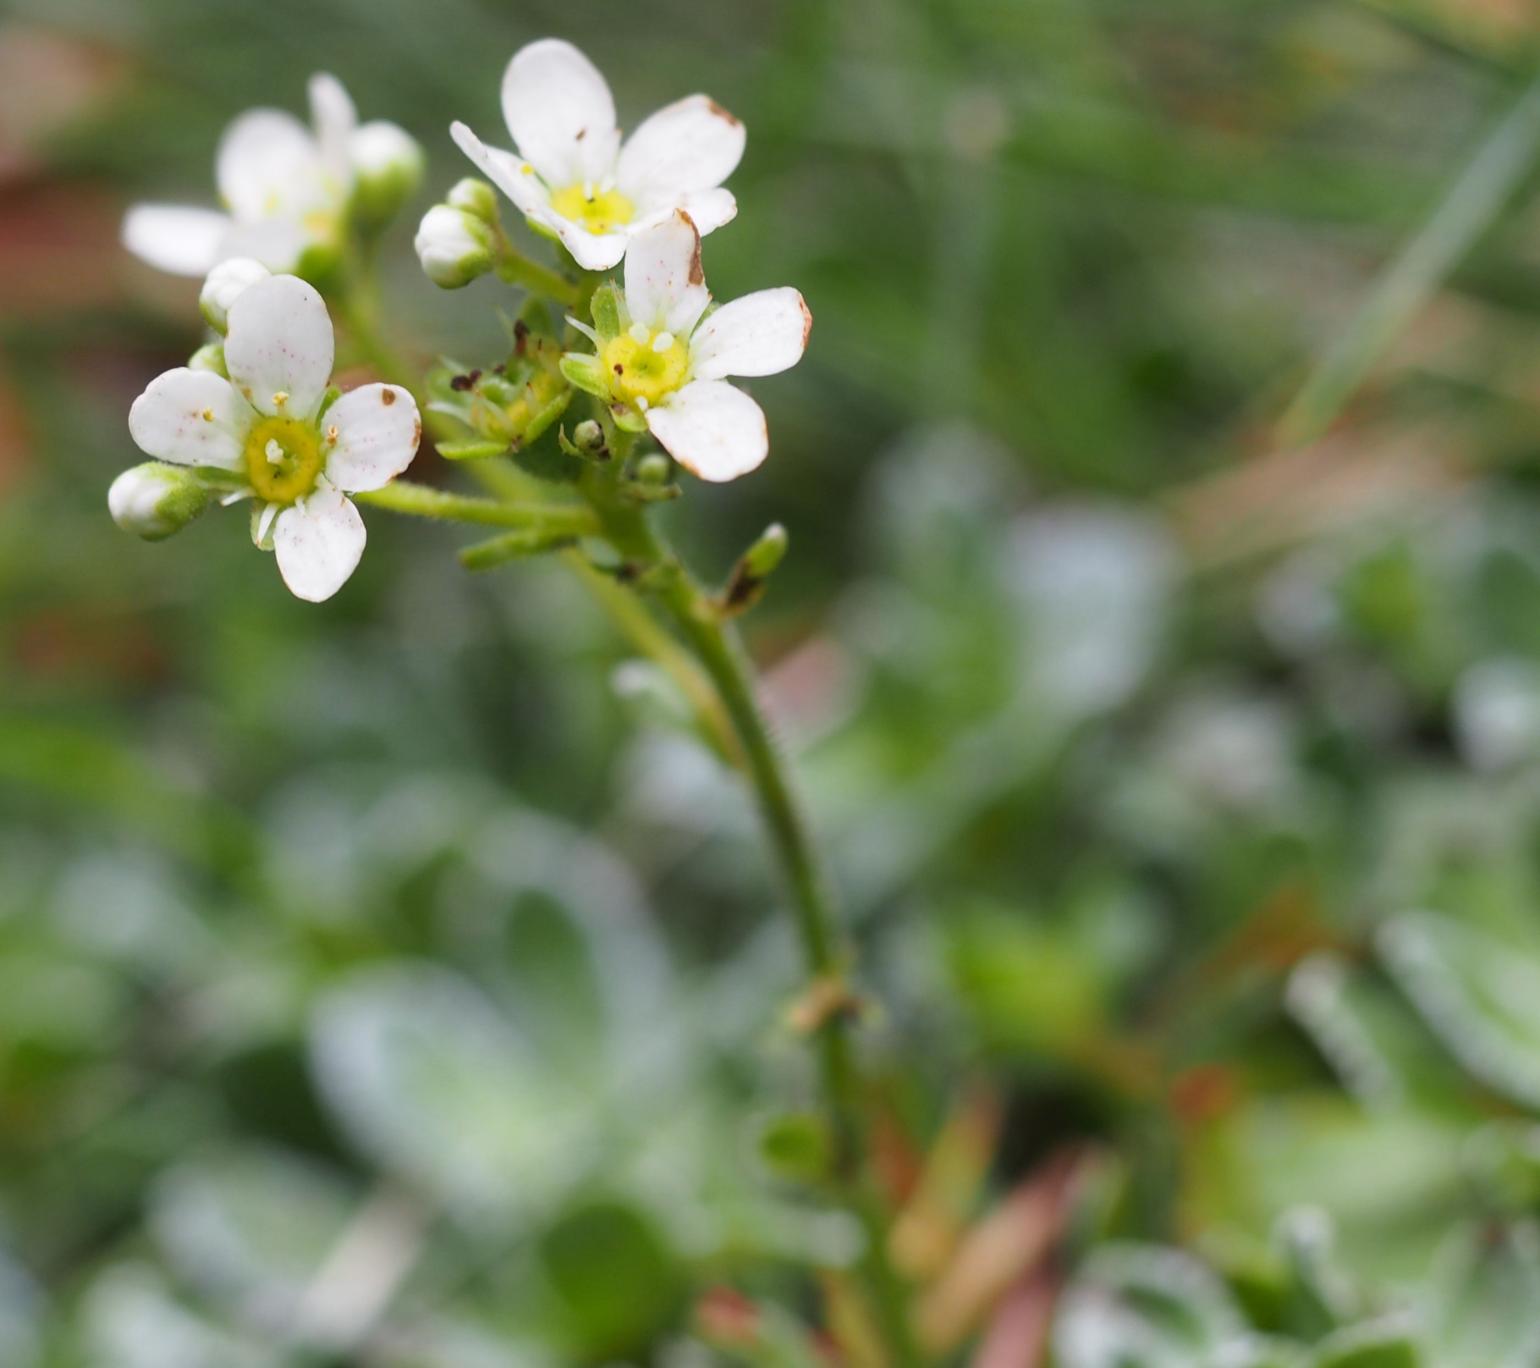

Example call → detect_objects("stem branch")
353 481 597 536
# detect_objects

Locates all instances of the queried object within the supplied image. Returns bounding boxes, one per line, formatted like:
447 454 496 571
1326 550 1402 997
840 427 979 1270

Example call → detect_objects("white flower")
414 205 495 288
450 38 745 271
199 257 271 332
566 212 810 482
122 74 419 278
123 274 421 601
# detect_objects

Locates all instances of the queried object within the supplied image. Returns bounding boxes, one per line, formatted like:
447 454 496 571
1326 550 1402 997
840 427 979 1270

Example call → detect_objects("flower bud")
572 419 605 453
108 462 214 541
414 205 495 288
446 177 499 224
199 257 270 333
635 453 672 485
349 120 425 229
743 523 789 578
188 342 228 376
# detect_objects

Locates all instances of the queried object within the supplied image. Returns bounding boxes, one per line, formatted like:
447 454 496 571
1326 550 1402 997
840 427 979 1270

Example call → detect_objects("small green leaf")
757 1112 833 1184
436 439 512 461
1311 1320 1422 1368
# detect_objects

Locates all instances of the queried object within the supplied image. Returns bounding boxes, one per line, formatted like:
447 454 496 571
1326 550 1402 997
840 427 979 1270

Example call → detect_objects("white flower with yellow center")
566 212 811 482
123 74 418 278
123 274 420 601
450 38 745 271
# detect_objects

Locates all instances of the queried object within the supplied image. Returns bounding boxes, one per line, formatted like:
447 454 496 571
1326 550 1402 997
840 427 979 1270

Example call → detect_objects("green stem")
494 238 581 307
353 481 597 536
582 476 920 1367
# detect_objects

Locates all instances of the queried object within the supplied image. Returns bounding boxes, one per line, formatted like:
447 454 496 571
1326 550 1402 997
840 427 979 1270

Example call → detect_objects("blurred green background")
7 0 1540 1363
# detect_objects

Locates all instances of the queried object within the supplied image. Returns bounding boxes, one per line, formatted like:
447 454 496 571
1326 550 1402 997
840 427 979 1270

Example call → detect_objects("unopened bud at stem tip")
108 462 214 541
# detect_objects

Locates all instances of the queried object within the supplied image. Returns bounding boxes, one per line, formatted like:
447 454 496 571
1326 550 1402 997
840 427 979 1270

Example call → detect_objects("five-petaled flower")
123 272 421 601
451 38 745 271
564 211 811 482
123 74 418 279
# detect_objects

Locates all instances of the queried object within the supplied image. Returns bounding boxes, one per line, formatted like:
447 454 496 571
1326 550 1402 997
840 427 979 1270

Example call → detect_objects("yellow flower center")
548 183 635 235
602 329 690 409
243 416 327 504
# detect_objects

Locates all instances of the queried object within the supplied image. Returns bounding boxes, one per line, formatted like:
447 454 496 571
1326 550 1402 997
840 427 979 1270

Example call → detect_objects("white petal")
216 109 328 220
308 72 357 185
122 204 232 277
449 122 552 219
618 94 745 202
224 274 335 420
543 214 630 271
217 216 310 273
273 483 366 602
128 368 251 470
501 38 619 188
675 187 738 236
645 379 768 483
322 384 420 492
449 122 627 270
623 211 710 336
690 288 812 380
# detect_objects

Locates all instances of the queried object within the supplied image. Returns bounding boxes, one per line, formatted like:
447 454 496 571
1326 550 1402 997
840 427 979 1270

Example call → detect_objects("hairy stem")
353 480 597 535
582 474 920 1366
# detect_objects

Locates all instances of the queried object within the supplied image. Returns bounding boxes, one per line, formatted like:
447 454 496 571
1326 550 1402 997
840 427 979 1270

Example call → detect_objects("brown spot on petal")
575 126 587 141
680 213 704 285
381 388 396 405
798 293 813 348
706 98 741 127
412 418 422 448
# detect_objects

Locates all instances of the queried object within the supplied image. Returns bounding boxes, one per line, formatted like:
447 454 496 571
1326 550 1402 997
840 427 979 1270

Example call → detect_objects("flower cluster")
112 35 808 602
418 37 811 482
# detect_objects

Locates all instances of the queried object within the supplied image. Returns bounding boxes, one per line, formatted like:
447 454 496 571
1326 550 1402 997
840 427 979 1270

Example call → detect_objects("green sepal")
188 343 228 377
315 386 343 422
560 352 609 398
589 282 625 339
250 502 276 551
610 404 649 434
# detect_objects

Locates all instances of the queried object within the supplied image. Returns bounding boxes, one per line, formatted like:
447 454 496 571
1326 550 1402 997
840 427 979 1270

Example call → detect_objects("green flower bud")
446 177 499 224
744 523 789 578
572 419 605 453
199 257 270 333
414 205 495 288
349 120 425 230
108 462 214 541
634 453 672 485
